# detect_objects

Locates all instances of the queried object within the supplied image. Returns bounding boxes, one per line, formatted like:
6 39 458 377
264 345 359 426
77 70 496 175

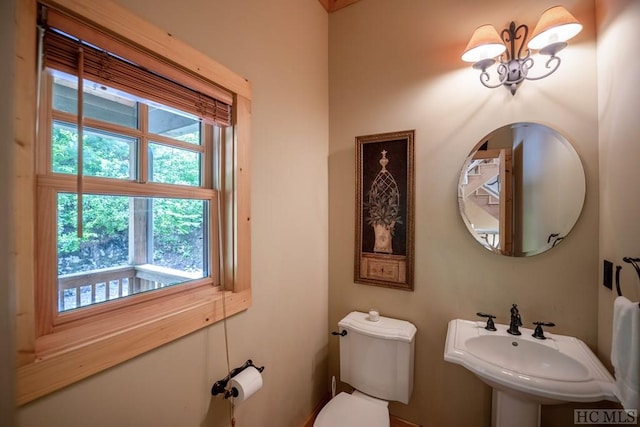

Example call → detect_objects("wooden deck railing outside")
58 264 202 311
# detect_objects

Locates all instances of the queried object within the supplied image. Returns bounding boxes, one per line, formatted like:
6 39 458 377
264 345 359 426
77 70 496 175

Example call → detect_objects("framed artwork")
354 130 415 290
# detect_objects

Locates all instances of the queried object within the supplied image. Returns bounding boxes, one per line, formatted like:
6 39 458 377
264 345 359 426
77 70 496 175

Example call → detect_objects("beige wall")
329 1 600 426
596 0 640 366
16 0 329 426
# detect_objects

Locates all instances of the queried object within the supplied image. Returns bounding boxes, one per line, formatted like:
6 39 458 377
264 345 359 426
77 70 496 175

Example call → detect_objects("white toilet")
314 311 417 427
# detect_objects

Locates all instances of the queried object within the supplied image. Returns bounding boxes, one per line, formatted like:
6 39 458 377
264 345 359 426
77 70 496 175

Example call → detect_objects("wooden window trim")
14 0 252 405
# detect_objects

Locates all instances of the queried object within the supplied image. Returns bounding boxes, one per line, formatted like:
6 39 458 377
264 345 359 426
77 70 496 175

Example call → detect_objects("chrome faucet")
507 304 522 336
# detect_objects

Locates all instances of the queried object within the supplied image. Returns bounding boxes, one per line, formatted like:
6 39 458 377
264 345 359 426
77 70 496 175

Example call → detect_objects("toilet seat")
313 392 390 427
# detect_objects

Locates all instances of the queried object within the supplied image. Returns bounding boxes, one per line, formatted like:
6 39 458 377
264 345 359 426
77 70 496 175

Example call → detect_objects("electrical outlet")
603 259 613 290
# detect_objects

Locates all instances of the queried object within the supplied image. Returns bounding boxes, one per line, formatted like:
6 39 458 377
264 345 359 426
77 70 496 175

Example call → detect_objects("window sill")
16 287 251 405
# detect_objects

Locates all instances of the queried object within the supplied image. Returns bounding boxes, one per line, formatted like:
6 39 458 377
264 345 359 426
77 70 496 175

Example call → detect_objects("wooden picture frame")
355 130 415 290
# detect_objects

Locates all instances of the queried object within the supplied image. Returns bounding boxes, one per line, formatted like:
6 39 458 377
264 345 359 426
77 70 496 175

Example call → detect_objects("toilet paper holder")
211 359 265 399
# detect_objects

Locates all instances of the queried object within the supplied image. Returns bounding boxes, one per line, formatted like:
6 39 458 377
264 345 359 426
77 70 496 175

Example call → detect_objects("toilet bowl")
313 391 389 427
313 311 416 427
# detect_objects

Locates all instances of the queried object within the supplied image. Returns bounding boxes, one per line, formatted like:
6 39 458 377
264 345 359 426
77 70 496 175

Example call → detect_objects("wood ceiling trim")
318 0 362 13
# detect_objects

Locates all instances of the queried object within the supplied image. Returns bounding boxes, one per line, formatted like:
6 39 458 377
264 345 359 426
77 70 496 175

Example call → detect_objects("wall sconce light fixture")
462 6 582 95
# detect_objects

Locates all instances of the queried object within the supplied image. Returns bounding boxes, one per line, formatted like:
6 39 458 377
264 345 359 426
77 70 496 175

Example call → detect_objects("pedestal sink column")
492 389 541 427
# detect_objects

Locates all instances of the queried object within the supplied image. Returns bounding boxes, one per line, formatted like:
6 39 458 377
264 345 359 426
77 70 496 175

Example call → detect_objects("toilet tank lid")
338 311 417 342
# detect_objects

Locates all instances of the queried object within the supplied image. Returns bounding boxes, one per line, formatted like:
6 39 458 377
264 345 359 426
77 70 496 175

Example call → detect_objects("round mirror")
458 122 585 257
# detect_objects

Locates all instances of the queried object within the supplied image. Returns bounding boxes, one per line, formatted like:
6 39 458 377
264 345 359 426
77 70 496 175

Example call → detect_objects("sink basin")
465 334 589 382
444 319 617 405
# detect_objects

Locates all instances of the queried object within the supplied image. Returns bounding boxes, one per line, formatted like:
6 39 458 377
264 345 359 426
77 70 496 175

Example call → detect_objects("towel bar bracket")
616 257 640 308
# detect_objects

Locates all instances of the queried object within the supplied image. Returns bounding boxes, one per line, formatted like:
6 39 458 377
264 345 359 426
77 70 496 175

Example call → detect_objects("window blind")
41 6 232 127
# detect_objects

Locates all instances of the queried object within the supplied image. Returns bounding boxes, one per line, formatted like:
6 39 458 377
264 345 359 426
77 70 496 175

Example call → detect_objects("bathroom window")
15 1 252 404
47 71 213 314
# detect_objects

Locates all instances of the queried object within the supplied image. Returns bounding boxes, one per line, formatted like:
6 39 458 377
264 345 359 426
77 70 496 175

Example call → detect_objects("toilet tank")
338 311 417 404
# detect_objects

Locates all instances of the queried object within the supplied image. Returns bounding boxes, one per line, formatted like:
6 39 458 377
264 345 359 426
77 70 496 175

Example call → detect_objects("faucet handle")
532 321 555 340
476 312 497 331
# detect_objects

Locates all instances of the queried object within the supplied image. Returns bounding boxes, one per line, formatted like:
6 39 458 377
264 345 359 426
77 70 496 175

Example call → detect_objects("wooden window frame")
14 0 252 405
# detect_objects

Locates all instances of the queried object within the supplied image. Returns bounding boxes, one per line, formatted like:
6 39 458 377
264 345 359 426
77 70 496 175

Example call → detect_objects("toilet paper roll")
230 366 263 404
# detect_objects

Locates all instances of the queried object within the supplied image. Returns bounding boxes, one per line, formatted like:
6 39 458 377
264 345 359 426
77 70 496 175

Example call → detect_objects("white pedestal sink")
444 319 618 427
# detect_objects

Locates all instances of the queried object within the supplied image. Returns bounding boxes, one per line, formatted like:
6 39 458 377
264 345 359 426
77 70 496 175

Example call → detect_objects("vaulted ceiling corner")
318 0 363 13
